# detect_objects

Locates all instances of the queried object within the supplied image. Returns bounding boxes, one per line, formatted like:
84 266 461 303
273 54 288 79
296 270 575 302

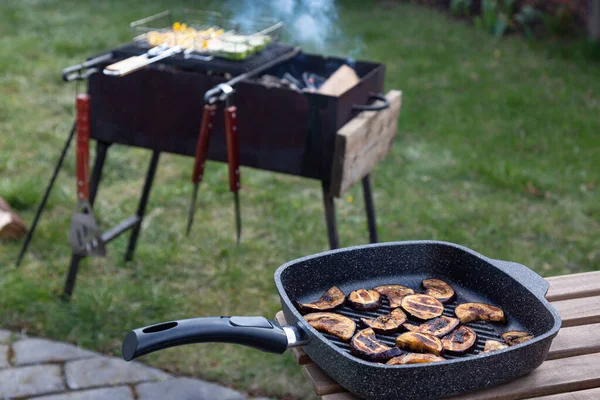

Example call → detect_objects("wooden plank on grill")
546 271 600 302
322 393 358 400
547 323 600 360
553 295 600 327
275 311 312 365
449 352 600 400
534 387 600 399
302 363 345 396
329 90 402 198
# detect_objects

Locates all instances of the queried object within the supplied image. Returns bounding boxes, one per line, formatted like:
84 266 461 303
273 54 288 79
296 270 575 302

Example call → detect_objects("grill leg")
362 174 379 243
124 151 160 262
16 122 76 267
62 141 110 299
322 182 340 250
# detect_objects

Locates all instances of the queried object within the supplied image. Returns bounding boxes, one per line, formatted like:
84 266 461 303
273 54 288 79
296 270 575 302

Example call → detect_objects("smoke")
225 0 362 55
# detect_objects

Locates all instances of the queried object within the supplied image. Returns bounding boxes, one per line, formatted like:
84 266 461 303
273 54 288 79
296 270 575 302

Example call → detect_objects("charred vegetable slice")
482 340 508 353
373 285 415 308
403 322 421 332
348 289 381 311
441 326 477 353
386 353 445 365
401 294 444 320
395 332 444 356
350 328 402 362
410 316 460 337
502 331 534 346
455 302 505 324
361 308 407 334
422 279 456 303
297 286 346 313
304 312 356 341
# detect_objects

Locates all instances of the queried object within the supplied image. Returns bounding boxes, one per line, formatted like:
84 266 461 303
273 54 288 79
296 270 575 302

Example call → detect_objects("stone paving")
0 329 270 400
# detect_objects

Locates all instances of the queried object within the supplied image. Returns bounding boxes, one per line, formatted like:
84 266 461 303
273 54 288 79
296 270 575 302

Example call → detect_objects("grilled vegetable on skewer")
386 353 445 365
348 289 381 311
441 326 477 353
406 316 460 337
422 279 455 303
482 340 508 353
502 330 534 346
396 332 444 356
373 285 415 308
350 328 402 362
297 286 346 313
401 294 444 320
304 312 356 341
455 303 505 324
361 308 407 334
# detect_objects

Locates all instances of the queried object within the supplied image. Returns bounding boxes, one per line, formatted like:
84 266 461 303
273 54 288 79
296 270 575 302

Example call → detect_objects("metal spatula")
69 94 106 256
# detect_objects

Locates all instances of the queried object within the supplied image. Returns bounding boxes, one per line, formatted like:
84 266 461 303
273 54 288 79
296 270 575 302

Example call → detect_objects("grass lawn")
0 0 598 398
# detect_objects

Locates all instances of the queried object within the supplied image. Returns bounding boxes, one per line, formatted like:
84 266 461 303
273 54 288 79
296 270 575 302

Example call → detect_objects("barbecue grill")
18 12 402 299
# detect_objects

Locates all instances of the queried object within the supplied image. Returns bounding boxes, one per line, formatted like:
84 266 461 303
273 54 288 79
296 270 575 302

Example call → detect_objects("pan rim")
274 240 562 369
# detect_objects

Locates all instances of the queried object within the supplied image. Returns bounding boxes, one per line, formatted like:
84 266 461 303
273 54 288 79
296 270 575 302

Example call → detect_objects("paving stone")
65 356 170 389
0 329 12 343
0 364 64 398
0 344 8 369
136 377 246 400
13 338 96 366
33 386 134 400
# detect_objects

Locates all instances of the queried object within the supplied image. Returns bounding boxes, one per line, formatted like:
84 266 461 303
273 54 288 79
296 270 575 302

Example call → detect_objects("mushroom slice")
501 330 534 346
410 316 460 337
422 279 456 304
373 285 415 308
350 328 402 362
348 289 381 311
455 302 505 324
361 308 407 334
304 312 356 341
441 326 477 353
482 340 508 353
297 286 346 313
395 332 444 356
401 294 444 320
386 353 445 365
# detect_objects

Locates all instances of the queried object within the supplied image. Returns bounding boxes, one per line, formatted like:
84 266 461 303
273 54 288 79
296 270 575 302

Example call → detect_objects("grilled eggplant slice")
482 340 508 353
395 332 444 356
422 279 456 304
348 289 381 311
304 312 356 341
441 326 477 353
350 328 402 362
409 316 460 337
455 302 505 324
401 294 444 320
386 353 445 365
373 285 415 308
502 330 534 346
403 322 421 332
361 308 407 334
297 286 346 313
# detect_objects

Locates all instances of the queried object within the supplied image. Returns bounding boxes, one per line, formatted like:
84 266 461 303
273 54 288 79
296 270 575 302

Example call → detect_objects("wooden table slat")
546 271 600 302
553 295 600 328
547 323 600 360
533 386 600 399
450 352 600 400
303 363 345 396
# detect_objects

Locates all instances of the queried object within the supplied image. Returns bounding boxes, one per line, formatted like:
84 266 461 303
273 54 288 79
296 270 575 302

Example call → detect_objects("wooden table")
275 270 600 399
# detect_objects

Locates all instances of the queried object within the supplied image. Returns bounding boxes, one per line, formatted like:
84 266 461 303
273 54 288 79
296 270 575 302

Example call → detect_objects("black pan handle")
352 92 390 112
122 316 298 361
62 53 113 82
488 258 550 299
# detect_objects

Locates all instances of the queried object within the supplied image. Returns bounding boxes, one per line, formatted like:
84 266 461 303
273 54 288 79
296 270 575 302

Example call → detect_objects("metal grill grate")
110 41 297 76
320 298 503 361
